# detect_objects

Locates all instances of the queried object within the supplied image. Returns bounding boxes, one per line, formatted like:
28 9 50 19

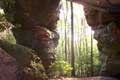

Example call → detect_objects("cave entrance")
55 0 100 77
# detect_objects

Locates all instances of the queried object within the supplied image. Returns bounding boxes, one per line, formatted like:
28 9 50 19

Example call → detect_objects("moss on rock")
0 40 48 79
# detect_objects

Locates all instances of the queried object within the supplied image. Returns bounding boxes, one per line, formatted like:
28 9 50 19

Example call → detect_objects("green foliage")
0 27 16 43
0 25 5 32
2 0 15 22
0 12 6 32
0 13 5 21
50 60 73 77
24 58 48 80
3 0 15 10
0 9 16 43
4 31 16 43
56 0 101 77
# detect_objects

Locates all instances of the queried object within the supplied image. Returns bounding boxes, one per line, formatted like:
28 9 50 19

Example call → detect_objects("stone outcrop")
0 21 48 79
0 48 19 80
2 0 120 79
0 40 48 80
1 0 60 78
94 22 120 79
2 0 60 76
72 0 120 79
12 26 59 70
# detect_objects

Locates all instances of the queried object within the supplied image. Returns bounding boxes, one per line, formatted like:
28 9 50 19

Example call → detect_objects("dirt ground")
50 76 118 80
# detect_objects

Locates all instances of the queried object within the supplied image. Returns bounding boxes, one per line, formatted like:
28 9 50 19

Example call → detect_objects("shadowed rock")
0 48 19 80
0 40 48 80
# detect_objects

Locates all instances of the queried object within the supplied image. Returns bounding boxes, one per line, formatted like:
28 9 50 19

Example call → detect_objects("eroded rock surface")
0 48 19 80
72 0 120 79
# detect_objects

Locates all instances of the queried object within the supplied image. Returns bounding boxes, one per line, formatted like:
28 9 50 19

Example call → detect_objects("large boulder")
0 40 48 80
0 48 19 80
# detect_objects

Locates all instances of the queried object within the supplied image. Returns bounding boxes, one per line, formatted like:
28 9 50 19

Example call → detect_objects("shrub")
50 60 72 77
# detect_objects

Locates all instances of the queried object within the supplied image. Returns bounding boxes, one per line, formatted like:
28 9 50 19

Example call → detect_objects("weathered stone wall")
0 48 19 80
1 0 60 78
0 21 48 79
72 0 120 79
94 22 120 79
2 0 60 76
1 0 120 79
0 40 48 80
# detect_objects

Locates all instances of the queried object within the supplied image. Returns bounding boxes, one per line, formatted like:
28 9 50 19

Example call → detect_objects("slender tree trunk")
70 0 75 76
64 8 67 61
90 29 94 76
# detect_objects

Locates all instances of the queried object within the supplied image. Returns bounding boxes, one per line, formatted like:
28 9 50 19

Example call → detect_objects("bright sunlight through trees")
55 0 101 77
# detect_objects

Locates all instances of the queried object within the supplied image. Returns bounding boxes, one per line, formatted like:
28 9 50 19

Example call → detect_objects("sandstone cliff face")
12 0 60 75
72 0 120 79
1 0 120 79
2 0 60 77
85 1 120 80
0 48 19 80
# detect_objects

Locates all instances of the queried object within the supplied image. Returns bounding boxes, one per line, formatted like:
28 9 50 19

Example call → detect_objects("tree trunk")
70 0 75 76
